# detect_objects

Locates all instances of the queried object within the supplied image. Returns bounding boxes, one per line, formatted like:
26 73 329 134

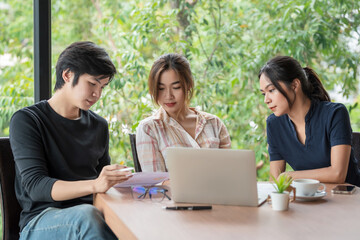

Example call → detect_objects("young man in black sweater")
10 41 131 239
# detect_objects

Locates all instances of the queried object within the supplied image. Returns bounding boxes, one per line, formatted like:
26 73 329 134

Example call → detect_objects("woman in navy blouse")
259 56 360 186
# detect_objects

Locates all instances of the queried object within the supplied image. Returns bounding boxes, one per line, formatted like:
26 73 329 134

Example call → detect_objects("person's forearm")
51 180 95 201
269 160 286 180
284 145 350 183
286 166 347 183
51 164 132 201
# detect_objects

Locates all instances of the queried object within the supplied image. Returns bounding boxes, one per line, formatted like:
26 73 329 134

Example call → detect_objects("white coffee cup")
292 179 326 197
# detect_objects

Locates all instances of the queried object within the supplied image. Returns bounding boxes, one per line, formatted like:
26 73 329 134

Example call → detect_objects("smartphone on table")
331 185 356 194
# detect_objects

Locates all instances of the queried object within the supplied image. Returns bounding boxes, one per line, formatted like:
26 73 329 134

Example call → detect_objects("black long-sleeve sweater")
9 100 110 231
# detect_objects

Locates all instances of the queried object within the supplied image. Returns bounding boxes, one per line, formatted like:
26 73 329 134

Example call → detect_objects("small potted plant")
270 174 294 211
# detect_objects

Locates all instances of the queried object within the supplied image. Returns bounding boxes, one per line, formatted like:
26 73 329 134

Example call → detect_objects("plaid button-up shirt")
136 107 231 172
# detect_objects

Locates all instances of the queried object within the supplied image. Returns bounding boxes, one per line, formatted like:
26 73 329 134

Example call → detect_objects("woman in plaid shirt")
136 53 231 172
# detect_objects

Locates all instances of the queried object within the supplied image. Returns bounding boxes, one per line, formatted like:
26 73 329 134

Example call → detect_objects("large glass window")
1 0 360 179
0 0 34 136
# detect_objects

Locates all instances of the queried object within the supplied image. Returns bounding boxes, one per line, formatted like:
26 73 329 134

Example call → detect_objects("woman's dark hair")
148 53 194 105
54 41 116 91
258 56 330 107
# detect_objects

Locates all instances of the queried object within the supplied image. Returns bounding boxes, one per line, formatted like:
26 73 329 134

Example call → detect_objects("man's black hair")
54 41 116 90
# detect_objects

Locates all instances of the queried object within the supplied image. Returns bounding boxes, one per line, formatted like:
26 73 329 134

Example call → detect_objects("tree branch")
202 1 222 79
195 27 210 61
91 0 122 68
170 0 198 40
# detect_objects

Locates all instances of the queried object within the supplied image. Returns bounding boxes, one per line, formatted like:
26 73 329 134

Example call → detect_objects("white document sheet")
114 172 169 188
257 182 276 199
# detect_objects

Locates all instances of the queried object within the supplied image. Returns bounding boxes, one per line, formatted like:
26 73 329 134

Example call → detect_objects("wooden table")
94 183 360 240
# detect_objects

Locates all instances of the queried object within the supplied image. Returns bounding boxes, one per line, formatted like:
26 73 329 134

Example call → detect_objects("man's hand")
92 164 132 193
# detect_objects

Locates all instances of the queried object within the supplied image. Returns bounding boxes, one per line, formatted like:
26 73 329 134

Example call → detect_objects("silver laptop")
165 148 267 207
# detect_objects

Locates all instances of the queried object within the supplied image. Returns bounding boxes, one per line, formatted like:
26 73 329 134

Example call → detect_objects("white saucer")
295 191 327 201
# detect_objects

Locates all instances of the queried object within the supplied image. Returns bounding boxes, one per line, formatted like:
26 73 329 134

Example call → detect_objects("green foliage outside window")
1 0 360 185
